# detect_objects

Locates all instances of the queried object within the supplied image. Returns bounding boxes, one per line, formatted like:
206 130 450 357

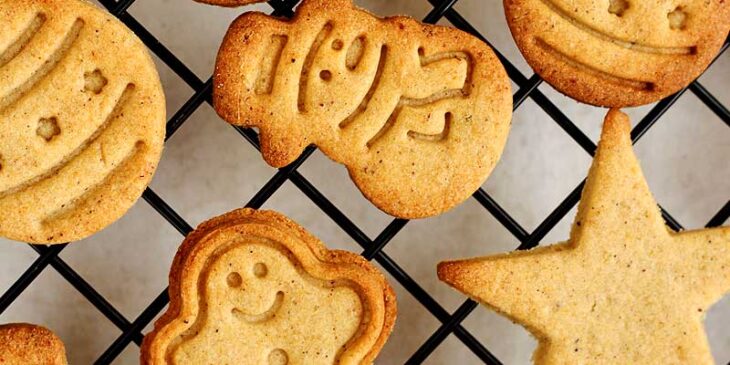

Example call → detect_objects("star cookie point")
438 110 730 364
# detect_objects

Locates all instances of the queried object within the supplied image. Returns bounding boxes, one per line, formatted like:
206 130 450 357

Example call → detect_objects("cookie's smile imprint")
232 291 285 323
538 0 696 55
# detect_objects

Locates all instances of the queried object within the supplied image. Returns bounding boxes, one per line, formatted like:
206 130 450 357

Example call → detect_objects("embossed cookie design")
0 0 166 243
214 0 512 219
0 323 68 365
141 209 397 365
505 0 730 107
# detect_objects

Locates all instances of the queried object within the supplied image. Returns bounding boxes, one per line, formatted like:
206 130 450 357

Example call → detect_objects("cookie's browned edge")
503 0 730 107
0 323 68 365
193 0 264 7
140 208 397 364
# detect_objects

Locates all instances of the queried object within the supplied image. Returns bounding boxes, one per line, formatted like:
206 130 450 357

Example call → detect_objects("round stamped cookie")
504 0 730 107
0 0 165 244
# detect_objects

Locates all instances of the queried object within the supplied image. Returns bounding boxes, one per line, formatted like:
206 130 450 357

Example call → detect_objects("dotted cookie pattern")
0 0 166 243
213 0 512 219
141 209 397 365
504 0 730 107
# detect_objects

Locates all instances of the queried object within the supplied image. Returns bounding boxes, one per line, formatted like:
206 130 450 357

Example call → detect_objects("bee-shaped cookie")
213 0 513 219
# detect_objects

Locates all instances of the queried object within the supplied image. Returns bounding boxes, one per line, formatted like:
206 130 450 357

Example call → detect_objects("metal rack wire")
0 0 728 364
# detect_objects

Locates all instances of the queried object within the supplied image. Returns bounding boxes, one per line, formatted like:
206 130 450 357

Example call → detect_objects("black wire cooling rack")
0 0 728 364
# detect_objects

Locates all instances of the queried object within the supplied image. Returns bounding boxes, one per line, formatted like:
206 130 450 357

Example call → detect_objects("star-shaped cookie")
438 109 730 364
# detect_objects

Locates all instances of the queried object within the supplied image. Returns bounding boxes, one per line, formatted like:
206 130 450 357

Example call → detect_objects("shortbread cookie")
0 0 166 244
438 110 730 364
0 323 67 365
141 208 397 365
504 0 730 107
214 0 512 218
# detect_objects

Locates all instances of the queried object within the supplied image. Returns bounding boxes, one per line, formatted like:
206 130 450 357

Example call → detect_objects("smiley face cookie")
0 323 68 365
0 0 166 244
504 0 730 107
141 208 397 365
214 0 512 219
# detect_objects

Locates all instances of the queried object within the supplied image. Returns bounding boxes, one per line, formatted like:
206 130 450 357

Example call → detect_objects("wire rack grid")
0 0 728 364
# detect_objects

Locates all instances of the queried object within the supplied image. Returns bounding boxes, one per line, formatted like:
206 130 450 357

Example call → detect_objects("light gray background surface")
0 0 728 364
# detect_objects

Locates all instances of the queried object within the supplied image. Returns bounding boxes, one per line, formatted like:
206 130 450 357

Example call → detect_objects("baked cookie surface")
505 0 729 107
214 0 512 219
0 323 67 365
438 110 730 364
141 208 396 365
0 0 166 244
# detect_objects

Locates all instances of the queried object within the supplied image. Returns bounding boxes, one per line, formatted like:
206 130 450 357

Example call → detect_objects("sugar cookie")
439 109 730 364
504 0 729 106
0 323 67 365
0 0 166 243
214 0 512 218
142 208 397 365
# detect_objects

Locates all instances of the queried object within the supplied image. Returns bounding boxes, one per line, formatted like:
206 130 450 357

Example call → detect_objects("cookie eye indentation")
668 7 687 30
253 262 268 278
331 39 344 50
84 69 107 94
227 272 242 288
345 36 366 70
319 69 332 81
608 0 629 16
268 348 288 365
36 117 60 141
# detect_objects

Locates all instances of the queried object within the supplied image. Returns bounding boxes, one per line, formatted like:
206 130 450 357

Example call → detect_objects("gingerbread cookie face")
438 110 730 364
504 0 730 107
142 209 396 365
214 0 512 218
0 0 166 244
0 323 68 365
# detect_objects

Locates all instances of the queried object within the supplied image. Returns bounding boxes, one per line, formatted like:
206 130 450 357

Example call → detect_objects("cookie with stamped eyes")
141 208 397 365
504 0 729 107
0 323 68 365
0 0 166 244
214 0 512 219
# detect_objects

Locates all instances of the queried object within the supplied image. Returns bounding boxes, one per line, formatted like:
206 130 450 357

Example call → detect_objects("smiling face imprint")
170 241 365 365
504 0 729 107
142 209 397 365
